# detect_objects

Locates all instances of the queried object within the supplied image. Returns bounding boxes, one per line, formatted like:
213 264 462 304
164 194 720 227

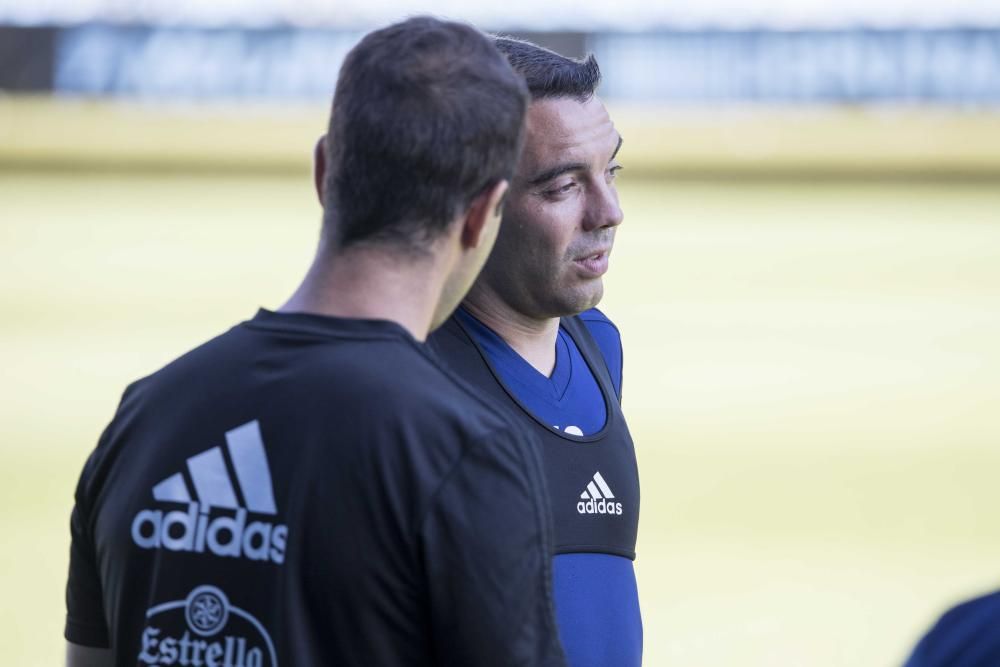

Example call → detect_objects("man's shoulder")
939 589 1000 625
84 319 525 500
137 316 428 389
365 353 515 435
575 307 621 340
117 317 503 435
573 308 623 390
426 313 474 351
429 307 622 352
906 589 1000 666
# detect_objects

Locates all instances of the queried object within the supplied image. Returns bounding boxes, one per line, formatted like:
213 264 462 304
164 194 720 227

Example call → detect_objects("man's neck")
280 243 446 342
462 286 560 376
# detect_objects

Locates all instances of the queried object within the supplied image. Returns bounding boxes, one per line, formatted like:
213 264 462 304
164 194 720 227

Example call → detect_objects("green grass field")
2 170 999 666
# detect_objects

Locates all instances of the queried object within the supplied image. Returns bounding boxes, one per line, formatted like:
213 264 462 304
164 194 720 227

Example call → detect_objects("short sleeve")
64 457 110 647
418 424 566 667
63 384 139 650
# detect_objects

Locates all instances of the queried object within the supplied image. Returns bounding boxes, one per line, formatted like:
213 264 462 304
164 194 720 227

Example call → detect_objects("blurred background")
2 1 999 664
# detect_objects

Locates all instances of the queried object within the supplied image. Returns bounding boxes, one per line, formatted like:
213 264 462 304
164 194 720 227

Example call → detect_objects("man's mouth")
573 249 610 276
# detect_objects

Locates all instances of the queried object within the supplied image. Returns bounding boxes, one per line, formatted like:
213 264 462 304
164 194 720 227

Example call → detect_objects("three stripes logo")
577 471 623 516
131 421 288 564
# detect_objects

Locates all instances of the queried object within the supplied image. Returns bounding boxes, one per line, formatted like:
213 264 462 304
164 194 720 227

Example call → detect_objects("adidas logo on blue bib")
577 471 623 516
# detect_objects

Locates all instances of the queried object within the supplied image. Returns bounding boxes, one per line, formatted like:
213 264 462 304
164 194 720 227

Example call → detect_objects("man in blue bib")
428 37 641 667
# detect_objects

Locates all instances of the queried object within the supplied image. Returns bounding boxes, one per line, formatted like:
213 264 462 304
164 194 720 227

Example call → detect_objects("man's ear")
461 180 509 249
313 135 327 207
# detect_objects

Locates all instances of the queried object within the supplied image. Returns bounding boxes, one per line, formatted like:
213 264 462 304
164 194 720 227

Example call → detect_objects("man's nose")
583 178 624 231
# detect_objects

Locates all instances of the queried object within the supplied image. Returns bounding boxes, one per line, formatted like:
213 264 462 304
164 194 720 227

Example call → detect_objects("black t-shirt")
66 309 566 667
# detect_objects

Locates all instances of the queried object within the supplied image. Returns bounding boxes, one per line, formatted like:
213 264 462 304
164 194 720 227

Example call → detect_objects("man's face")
476 95 623 320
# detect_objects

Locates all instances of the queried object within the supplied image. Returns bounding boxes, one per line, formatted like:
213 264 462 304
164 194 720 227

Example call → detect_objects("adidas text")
577 471 622 515
132 504 287 564
577 498 624 515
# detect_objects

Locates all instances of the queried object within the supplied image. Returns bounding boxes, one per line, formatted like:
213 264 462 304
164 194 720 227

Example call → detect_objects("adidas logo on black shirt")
130 421 288 564
576 471 623 516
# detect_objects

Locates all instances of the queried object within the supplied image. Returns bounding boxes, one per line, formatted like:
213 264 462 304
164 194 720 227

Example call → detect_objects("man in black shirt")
65 17 566 667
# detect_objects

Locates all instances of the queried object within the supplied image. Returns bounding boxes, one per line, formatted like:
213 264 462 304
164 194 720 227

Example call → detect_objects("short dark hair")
493 37 601 102
323 17 529 251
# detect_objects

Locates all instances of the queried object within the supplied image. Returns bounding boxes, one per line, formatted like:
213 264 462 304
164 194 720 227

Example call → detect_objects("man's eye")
545 182 577 197
607 165 624 181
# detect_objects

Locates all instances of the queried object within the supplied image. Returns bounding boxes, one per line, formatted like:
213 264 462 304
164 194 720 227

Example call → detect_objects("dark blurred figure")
904 590 1000 666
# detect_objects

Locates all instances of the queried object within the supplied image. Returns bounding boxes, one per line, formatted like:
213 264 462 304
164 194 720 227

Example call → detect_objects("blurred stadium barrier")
7 26 994 104
2 96 1000 178
2 22 999 177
